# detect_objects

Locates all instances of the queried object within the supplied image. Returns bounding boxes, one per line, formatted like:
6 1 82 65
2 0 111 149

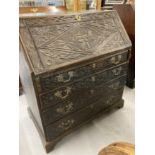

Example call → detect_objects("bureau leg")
45 142 55 153
126 63 135 89
126 78 135 89
117 99 124 109
19 77 23 95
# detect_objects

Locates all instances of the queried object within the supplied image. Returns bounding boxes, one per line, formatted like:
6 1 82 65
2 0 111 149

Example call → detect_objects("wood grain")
19 6 67 14
98 142 135 155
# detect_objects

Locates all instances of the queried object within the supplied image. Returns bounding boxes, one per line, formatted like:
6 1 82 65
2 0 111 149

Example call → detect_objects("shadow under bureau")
19 10 131 153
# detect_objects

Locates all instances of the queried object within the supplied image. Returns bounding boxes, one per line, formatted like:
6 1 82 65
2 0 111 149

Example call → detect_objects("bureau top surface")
19 10 131 75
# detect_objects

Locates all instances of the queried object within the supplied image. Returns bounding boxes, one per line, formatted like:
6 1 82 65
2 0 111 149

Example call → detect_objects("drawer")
42 87 124 125
45 95 122 141
36 51 129 93
73 63 128 89
39 64 127 109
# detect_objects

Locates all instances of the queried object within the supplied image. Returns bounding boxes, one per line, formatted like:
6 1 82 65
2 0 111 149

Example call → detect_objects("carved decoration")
54 87 71 99
112 66 122 76
56 102 74 115
110 54 122 64
108 81 121 89
58 119 75 130
19 11 131 74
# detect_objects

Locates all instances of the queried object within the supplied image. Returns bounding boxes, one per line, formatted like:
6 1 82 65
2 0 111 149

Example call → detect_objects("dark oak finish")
40 69 127 108
37 52 129 93
113 4 135 88
42 76 126 125
19 10 131 152
28 99 124 152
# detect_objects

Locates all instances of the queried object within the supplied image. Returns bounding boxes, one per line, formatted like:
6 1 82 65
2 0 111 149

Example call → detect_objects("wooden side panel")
19 39 44 136
113 4 135 88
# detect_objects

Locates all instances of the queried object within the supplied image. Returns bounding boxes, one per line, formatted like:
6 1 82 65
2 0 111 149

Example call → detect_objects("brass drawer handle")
90 89 94 95
91 76 96 82
56 102 73 115
89 104 94 109
92 63 96 69
56 71 74 83
112 67 122 76
106 99 111 104
129 49 132 59
54 87 71 99
108 81 120 89
30 8 38 13
75 15 81 21
110 55 122 65
58 119 75 130
106 96 115 104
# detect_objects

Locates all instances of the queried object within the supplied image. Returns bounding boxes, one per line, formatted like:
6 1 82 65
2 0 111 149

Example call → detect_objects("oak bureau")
19 10 132 153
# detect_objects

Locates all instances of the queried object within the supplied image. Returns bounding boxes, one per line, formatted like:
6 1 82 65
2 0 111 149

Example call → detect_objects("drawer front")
73 63 128 89
42 87 124 125
39 64 127 109
37 51 129 92
45 95 122 141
